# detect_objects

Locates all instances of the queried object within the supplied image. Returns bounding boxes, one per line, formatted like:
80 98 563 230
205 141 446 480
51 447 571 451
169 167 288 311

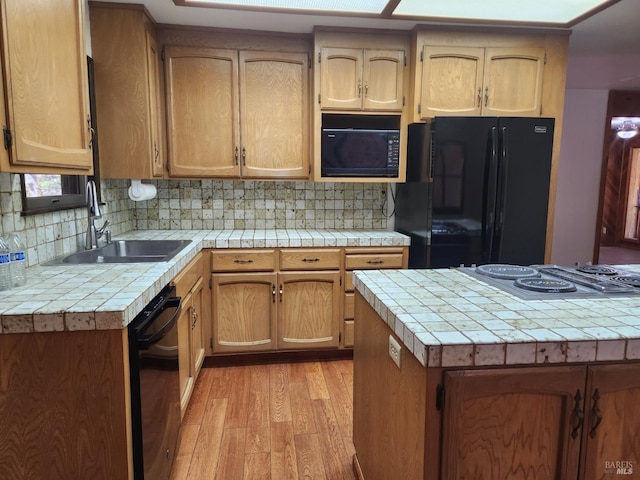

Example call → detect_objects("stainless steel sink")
43 240 192 265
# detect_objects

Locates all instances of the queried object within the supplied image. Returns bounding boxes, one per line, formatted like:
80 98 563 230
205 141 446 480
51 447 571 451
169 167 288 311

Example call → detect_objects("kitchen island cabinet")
0 0 93 174
352 268 640 480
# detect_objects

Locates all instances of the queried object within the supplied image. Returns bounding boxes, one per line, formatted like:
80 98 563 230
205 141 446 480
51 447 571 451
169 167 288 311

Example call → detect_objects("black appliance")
395 117 554 268
128 285 182 480
458 263 640 300
321 127 400 177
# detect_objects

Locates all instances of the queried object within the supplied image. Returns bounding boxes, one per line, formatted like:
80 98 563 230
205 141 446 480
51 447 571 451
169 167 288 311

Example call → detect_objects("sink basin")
44 240 192 265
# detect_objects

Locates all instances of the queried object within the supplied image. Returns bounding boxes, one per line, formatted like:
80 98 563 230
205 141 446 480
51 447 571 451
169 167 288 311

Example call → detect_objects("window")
20 57 99 216
20 174 87 215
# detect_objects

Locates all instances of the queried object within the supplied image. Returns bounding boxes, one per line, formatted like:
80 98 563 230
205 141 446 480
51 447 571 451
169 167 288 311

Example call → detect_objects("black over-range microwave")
321 128 400 177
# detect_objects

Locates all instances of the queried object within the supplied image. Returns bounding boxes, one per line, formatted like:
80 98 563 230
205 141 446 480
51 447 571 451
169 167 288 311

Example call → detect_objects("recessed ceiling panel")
392 0 612 24
182 0 389 14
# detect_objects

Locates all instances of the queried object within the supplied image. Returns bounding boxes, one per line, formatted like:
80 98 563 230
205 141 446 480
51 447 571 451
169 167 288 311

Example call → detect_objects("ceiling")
92 0 640 89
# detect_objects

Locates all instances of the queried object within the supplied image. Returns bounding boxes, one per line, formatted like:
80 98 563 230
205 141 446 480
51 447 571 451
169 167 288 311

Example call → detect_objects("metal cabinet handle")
88 115 95 148
477 88 482 108
279 284 283 303
302 257 320 263
234 146 239 165
484 87 489 107
357 81 362 98
154 141 159 160
242 147 246 166
233 259 253 264
191 307 197 329
364 83 369 97
570 389 584 440
272 284 276 303
367 259 384 265
589 388 602 438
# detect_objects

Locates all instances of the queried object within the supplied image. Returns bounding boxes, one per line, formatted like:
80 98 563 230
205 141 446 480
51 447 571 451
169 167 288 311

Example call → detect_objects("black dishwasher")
128 284 182 480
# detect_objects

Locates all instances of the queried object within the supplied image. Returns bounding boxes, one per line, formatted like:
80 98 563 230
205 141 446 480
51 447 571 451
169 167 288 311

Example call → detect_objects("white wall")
550 89 609 265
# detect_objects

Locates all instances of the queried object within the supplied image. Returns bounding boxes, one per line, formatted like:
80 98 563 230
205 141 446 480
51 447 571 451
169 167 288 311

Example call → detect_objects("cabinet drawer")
345 253 404 270
344 292 354 320
280 248 340 271
211 250 276 272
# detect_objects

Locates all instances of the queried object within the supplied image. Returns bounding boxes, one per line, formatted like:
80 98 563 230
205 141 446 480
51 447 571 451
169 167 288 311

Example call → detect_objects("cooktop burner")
576 265 618 275
476 264 539 280
611 275 640 288
514 277 577 293
458 264 640 299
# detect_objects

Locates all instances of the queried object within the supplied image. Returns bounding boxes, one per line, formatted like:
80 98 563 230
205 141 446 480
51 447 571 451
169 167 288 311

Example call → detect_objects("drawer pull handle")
570 389 584 440
302 257 320 262
367 259 384 265
234 259 254 264
272 284 276 303
589 388 602 438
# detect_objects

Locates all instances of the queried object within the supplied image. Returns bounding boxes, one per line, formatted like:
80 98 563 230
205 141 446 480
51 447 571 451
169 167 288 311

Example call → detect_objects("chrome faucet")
85 180 110 250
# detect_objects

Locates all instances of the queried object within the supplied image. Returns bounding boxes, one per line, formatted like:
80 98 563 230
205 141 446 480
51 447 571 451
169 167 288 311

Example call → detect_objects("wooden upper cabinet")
482 47 545 117
580 364 640 480
165 47 309 179
89 3 165 179
165 46 239 178
0 0 92 174
416 45 545 120
419 46 484 117
320 47 404 112
239 50 309 179
441 366 586 480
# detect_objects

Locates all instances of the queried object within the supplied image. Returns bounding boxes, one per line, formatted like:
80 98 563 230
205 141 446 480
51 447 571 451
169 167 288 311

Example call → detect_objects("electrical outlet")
603 226 607 234
389 335 401 368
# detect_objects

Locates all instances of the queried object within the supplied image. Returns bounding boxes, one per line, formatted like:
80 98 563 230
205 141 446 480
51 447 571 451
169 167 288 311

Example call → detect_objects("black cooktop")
459 264 640 299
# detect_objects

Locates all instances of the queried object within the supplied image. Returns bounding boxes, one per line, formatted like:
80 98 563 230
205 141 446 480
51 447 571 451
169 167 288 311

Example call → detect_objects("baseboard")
203 348 353 367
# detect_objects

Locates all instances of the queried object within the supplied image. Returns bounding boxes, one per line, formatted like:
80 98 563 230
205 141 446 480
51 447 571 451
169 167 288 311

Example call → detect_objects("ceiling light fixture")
612 117 640 139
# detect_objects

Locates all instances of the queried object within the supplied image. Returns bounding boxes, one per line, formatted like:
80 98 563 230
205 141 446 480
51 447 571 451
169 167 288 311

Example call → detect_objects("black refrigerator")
395 117 554 268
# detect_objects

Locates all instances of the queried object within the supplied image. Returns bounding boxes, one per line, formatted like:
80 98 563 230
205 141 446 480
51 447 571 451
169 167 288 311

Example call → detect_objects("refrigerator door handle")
483 126 499 262
492 125 509 261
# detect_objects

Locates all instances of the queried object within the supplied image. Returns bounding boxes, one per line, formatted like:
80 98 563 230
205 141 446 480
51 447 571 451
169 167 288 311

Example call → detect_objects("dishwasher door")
128 285 182 480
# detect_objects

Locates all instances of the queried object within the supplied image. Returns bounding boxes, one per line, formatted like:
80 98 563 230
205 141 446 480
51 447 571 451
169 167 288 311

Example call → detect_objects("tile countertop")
353 268 640 368
0 229 409 335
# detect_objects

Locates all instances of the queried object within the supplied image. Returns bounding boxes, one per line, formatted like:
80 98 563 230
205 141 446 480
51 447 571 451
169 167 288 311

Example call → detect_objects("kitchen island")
352 268 640 480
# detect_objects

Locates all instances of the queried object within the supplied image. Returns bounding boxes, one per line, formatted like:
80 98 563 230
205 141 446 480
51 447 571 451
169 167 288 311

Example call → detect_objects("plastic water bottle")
5 232 26 287
0 236 11 291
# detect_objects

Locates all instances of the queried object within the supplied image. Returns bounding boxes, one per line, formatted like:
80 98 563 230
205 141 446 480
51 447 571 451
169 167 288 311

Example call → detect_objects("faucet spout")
85 180 104 250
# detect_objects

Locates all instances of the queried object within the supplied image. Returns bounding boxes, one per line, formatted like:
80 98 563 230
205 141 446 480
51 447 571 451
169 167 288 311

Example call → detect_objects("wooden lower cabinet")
211 272 277 353
353 292 640 480
278 271 341 349
211 271 341 352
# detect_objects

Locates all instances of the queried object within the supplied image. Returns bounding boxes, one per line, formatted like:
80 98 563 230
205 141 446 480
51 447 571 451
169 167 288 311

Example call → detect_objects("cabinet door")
418 46 484 119
145 29 165 178
362 49 404 111
178 290 193 415
239 50 309 179
319 47 363 110
189 277 205 380
580 364 640 480
442 366 586 480
165 46 240 177
212 273 276 352
1 0 92 171
482 47 545 117
277 271 341 349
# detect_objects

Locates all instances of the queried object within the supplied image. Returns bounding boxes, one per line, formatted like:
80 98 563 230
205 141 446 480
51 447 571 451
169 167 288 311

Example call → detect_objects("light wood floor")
170 359 356 480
